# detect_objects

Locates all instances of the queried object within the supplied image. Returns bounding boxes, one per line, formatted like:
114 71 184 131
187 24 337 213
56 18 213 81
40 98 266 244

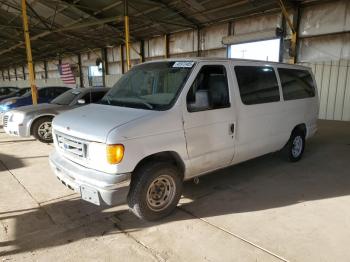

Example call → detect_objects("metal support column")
120 44 125 74
77 53 84 87
164 34 169 58
21 0 38 104
14 67 18 81
124 0 131 71
140 40 145 63
1 70 4 81
197 27 201 57
22 65 26 80
44 60 48 79
103 48 109 75
7 69 10 81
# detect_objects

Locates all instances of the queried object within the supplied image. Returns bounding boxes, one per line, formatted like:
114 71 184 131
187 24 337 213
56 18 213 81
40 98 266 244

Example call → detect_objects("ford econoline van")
49 58 319 221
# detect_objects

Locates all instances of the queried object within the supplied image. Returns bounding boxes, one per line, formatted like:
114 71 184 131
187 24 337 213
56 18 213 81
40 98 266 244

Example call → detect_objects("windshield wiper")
104 95 112 105
130 96 153 109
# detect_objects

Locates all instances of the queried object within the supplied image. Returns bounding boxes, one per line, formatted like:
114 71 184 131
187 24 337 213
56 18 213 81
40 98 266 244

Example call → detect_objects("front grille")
56 132 88 159
3 115 8 127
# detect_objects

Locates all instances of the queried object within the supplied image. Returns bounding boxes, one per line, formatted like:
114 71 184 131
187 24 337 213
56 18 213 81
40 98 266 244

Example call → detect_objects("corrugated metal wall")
301 60 350 121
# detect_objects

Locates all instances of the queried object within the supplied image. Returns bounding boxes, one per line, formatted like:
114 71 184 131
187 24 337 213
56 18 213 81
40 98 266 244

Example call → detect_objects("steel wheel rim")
292 136 303 158
146 174 176 212
38 121 52 140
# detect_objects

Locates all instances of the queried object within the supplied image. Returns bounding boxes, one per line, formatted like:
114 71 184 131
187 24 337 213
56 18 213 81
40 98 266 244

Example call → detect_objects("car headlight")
10 113 25 123
0 104 9 112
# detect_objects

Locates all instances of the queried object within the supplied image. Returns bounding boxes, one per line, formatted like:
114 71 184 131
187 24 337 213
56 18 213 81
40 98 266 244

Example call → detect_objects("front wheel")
127 162 183 221
284 130 305 162
32 116 54 143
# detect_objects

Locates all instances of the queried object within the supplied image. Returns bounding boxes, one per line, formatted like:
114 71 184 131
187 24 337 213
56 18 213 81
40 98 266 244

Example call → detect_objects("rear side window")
278 68 315 100
235 66 280 105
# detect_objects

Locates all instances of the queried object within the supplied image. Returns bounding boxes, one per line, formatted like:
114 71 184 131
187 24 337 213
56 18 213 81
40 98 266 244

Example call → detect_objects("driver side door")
182 62 236 177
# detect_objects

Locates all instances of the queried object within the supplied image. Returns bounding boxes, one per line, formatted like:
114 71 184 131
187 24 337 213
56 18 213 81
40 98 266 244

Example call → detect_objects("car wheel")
127 162 183 221
284 130 305 162
32 116 54 143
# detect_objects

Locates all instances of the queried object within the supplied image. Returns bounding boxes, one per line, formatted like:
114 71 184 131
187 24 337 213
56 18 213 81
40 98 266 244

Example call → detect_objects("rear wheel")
284 130 305 162
127 162 183 221
32 116 53 143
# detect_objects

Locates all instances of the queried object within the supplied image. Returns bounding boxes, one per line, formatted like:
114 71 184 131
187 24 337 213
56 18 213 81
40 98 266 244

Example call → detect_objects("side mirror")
77 99 86 104
188 90 210 112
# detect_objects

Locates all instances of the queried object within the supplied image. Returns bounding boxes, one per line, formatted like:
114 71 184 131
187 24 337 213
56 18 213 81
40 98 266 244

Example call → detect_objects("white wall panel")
298 33 350 62
169 30 196 55
234 13 281 36
299 0 349 37
200 23 227 50
147 36 165 58
301 60 350 121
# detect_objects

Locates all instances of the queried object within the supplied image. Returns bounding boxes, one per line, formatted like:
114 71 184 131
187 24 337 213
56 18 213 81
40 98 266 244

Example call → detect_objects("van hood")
52 103 152 143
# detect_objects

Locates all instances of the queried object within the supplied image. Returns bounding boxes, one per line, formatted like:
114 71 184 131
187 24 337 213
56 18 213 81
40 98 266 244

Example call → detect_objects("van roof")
141 57 311 70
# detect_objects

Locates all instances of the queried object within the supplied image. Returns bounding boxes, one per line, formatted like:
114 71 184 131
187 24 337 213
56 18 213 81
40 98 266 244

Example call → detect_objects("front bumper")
3 120 29 137
0 112 4 126
49 150 131 206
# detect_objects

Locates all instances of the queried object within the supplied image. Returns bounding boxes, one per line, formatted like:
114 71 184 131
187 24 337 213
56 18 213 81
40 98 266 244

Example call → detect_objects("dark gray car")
3 87 109 143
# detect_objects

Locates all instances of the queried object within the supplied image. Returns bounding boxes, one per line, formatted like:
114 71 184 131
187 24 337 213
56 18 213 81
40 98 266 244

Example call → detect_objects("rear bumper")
49 150 131 206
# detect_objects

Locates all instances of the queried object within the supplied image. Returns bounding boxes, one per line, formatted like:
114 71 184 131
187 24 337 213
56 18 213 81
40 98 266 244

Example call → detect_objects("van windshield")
100 61 194 110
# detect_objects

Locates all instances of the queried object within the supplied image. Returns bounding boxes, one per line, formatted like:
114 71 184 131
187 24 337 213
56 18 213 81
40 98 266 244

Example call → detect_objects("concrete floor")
0 120 349 262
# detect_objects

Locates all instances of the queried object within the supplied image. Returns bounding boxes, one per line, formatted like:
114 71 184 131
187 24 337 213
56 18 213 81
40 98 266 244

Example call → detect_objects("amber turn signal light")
106 144 124 164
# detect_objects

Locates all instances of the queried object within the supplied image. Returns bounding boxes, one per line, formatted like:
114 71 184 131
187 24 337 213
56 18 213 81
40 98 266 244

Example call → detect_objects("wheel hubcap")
38 122 52 140
146 175 176 212
292 136 303 158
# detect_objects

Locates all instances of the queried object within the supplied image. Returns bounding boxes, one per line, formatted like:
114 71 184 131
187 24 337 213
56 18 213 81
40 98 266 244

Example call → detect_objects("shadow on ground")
1 120 349 256
0 153 25 171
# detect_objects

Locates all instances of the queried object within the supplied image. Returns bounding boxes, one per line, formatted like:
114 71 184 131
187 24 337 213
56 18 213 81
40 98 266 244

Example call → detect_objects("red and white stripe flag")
58 63 76 85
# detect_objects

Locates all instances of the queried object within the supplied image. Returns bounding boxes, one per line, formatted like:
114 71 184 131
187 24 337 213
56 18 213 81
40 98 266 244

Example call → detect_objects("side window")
278 68 315 100
81 93 92 104
55 87 68 97
235 66 280 105
187 65 230 112
38 88 49 98
0 87 10 95
90 91 107 103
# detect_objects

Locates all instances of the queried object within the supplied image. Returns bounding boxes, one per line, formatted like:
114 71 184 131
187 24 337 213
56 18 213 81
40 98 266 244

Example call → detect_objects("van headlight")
106 144 124 164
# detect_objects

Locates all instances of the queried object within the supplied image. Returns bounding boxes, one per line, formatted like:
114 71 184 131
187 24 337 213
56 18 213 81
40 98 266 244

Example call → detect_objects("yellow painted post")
278 0 297 64
21 0 38 104
124 0 131 71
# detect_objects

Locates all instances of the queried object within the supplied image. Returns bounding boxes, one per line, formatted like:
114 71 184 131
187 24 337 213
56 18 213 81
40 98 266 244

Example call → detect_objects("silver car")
3 87 109 143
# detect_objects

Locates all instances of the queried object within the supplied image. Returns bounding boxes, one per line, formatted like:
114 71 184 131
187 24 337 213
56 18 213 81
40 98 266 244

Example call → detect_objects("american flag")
58 63 76 84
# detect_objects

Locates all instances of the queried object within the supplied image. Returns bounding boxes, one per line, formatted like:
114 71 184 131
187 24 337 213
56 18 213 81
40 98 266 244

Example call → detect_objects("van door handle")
230 123 235 134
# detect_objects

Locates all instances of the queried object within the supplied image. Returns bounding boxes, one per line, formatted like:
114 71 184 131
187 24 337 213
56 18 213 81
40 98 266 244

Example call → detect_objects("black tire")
32 116 54 143
283 130 306 162
127 162 183 221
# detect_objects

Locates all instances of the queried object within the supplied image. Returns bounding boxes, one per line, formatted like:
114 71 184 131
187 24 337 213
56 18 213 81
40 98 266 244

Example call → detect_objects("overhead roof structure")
0 0 323 68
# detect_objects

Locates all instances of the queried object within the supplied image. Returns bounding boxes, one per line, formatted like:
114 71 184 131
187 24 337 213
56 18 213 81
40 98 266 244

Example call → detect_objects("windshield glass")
100 61 194 110
51 90 81 105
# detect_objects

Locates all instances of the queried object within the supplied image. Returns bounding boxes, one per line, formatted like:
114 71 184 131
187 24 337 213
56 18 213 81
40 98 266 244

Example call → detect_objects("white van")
49 58 319 221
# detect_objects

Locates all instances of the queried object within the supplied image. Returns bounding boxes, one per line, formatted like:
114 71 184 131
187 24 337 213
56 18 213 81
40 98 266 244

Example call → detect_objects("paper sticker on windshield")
173 61 194 68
